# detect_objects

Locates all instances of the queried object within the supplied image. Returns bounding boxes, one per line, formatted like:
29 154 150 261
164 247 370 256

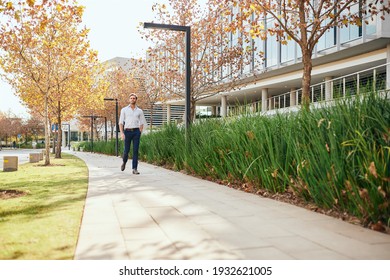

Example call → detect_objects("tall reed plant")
91 92 390 226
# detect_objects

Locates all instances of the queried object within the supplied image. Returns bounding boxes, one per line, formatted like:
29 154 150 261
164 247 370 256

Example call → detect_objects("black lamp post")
104 117 107 142
143 22 191 145
104 98 119 156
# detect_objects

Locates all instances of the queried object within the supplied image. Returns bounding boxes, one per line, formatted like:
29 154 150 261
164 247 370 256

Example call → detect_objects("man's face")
129 96 137 104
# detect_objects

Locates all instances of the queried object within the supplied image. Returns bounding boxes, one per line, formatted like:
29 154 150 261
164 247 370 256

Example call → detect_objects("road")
0 148 40 170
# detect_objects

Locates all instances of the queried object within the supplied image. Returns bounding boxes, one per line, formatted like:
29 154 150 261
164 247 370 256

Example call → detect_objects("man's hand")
120 132 125 140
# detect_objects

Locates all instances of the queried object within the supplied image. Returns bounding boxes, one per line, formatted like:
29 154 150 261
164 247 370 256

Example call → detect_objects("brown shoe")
121 163 126 171
132 169 140 175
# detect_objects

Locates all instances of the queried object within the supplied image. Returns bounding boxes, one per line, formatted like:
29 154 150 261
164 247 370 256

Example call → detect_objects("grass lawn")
0 153 88 260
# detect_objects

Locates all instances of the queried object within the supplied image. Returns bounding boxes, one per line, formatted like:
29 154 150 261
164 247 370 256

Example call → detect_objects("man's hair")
129 93 138 100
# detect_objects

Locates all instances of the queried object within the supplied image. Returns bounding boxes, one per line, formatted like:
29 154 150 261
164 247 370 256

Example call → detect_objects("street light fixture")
143 22 191 145
104 98 119 156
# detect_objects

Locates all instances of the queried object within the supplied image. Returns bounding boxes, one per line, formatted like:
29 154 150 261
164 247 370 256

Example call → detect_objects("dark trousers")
123 129 141 170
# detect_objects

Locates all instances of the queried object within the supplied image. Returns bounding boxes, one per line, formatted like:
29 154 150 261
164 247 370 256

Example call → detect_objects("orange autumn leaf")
368 162 378 178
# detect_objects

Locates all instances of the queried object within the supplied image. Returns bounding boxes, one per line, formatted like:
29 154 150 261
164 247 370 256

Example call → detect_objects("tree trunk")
55 127 62 158
44 94 50 165
55 101 62 158
149 106 154 133
55 122 62 158
94 126 99 141
190 99 196 123
52 130 56 154
301 49 313 111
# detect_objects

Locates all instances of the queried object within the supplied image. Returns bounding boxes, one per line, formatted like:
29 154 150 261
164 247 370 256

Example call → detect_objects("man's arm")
119 123 125 140
139 110 147 133
119 108 125 140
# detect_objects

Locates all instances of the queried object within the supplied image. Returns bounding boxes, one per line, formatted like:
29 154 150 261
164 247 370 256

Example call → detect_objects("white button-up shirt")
119 105 147 129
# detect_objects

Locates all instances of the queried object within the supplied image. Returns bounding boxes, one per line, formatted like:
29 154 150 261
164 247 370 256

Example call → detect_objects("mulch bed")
0 189 27 200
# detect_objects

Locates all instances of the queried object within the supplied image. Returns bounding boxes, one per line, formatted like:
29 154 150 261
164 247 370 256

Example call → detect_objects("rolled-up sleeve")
139 110 147 127
119 108 125 125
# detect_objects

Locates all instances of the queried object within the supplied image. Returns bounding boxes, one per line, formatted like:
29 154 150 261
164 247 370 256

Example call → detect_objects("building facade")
155 2 390 119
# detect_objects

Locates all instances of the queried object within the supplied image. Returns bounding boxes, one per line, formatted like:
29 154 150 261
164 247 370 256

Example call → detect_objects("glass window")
340 24 360 43
340 2 360 43
281 40 295 63
252 15 265 71
364 0 377 35
365 16 376 35
265 18 277 67
266 35 278 67
253 36 264 70
243 25 253 74
317 26 336 51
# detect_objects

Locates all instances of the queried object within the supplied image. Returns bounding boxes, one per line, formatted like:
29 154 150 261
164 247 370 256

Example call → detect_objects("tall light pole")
104 117 107 142
143 22 191 145
104 98 119 156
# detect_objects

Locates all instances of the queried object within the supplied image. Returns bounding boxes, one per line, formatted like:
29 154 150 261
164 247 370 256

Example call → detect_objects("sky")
0 0 166 118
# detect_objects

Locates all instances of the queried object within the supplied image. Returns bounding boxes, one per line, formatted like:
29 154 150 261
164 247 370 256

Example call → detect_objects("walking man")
119 93 147 174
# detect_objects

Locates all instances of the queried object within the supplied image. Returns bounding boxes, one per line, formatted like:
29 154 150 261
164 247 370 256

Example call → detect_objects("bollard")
29 153 40 163
3 156 18 171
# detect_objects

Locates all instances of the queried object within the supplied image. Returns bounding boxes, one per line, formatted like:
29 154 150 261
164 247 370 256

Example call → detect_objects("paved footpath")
68 151 390 260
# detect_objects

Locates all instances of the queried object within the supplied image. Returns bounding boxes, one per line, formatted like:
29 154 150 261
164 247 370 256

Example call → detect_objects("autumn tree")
49 53 104 158
23 112 45 145
0 112 23 146
0 0 34 14
104 61 140 131
0 112 6 147
139 0 252 121
0 110 44 147
77 59 140 142
0 0 102 162
0 112 9 146
225 0 390 110
125 58 161 131
72 78 107 144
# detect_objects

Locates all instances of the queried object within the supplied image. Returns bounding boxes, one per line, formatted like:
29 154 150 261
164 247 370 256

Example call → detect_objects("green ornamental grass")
88 92 390 227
